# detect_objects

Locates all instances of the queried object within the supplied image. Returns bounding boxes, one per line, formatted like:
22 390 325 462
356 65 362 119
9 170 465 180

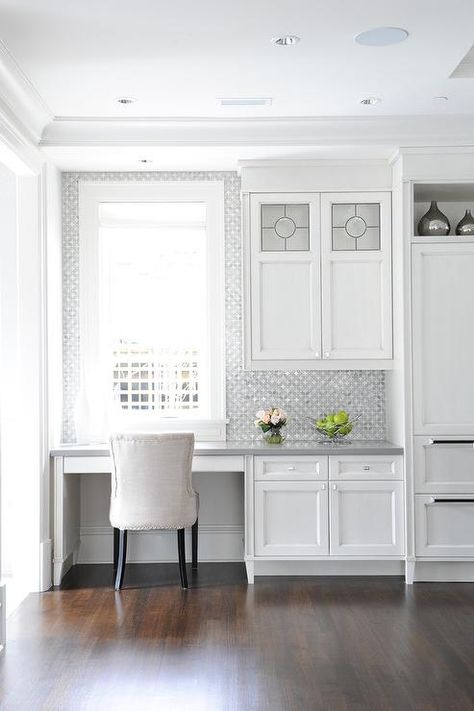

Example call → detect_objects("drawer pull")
362 465 370 471
429 439 474 446
430 497 474 504
287 466 296 471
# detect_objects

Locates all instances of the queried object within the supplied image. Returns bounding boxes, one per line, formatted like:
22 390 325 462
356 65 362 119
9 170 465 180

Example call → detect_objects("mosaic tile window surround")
62 172 386 442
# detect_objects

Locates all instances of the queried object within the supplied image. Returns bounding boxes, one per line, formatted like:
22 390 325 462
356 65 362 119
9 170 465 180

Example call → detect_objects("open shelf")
413 182 474 238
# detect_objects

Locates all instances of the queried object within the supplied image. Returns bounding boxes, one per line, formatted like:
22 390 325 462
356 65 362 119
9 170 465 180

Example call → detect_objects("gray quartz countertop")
51 440 403 457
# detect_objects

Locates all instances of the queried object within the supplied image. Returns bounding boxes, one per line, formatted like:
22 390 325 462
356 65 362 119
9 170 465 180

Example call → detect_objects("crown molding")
0 39 52 145
40 114 474 150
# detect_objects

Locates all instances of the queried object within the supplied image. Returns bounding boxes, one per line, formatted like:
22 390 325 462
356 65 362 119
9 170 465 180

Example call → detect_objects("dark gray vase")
417 201 450 236
455 209 474 236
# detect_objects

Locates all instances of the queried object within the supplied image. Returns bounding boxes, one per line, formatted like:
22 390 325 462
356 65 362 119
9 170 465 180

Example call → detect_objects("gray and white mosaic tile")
62 171 386 442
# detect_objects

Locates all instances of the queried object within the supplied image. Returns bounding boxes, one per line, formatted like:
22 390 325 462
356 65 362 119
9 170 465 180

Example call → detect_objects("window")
79 182 225 440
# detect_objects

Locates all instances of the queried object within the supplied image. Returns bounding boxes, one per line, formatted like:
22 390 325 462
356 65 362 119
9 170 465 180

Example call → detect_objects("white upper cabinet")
248 193 322 363
412 243 474 434
244 190 393 370
321 192 392 361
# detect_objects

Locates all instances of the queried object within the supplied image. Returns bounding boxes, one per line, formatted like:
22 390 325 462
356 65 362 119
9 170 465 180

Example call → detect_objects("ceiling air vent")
218 97 272 106
450 46 474 78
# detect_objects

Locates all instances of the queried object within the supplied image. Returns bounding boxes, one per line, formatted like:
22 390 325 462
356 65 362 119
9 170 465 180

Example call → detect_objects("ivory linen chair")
109 432 198 590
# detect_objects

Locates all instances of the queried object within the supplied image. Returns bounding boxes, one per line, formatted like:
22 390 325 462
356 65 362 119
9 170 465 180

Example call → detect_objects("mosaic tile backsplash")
62 171 386 442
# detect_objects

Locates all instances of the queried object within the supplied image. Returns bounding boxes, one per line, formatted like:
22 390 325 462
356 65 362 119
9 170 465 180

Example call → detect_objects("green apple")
334 411 349 425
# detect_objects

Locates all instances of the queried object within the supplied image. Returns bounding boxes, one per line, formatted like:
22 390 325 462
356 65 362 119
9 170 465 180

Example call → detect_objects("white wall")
0 162 20 601
0 159 55 606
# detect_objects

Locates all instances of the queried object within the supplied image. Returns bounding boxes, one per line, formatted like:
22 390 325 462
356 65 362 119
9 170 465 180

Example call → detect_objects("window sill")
109 418 228 442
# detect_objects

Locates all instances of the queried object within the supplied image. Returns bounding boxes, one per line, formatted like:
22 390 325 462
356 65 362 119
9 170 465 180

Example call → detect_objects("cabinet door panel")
254 259 318 358
412 244 474 434
330 481 404 556
249 193 321 363
255 481 329 556
321 192 392 360
415 495 474 556
324 258 386 356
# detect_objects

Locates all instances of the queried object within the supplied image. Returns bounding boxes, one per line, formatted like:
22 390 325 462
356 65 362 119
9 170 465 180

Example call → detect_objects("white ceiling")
1 0 473 119
1 0 474 170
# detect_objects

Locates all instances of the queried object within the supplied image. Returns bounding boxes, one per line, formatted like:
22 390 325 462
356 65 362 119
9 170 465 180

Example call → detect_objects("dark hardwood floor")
1 564 474 710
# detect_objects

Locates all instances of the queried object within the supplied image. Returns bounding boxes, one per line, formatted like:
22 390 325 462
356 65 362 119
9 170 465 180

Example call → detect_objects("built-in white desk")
51 440 403 585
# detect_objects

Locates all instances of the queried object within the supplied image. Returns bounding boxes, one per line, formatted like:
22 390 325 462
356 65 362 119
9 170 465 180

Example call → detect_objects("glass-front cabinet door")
321 192 392 360
244 190 393 369
248 192 322 364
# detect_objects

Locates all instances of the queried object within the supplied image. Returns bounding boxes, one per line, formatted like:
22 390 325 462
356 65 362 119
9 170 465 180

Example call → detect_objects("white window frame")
79 181 226 441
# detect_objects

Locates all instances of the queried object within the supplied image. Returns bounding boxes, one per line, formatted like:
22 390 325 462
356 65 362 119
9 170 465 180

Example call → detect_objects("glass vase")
264 429 285 444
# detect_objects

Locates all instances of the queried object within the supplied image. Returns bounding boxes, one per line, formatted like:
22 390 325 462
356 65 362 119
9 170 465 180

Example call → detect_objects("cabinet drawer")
415 495 474 557
254 455 328 481
414 437 474 493
329 455 403 481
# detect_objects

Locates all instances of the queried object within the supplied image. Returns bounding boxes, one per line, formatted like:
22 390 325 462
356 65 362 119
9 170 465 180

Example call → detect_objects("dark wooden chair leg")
177 528 188 589
113 527 119 577
191 518 198 570
114 529 128 591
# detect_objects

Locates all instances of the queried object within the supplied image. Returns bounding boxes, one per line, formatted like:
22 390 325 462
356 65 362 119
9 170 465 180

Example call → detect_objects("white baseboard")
412 561 474 582
77 524 245 564
39 539 52 591
252 560 405 577
0 584 5 652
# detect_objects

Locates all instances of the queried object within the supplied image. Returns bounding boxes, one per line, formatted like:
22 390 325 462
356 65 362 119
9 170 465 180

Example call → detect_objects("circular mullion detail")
344 215 367 239
274 215 297 239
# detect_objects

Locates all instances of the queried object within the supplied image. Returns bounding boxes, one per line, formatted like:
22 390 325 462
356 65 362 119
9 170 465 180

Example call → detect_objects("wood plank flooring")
1 564 474 710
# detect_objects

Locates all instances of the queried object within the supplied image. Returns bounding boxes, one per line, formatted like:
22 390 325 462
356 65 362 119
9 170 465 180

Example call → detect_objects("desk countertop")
51 440 403 457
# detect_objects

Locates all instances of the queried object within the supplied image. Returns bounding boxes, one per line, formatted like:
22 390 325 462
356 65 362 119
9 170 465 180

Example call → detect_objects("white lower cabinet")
254 481 329 556
329 481 404 556
415 495 474 557
253 454 405 561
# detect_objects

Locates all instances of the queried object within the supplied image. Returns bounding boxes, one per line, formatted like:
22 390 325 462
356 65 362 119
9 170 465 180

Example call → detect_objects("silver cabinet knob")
332 484 337 490
363 465 370 471
322 483 326 490
315 352 320 358
287 466 296 470
324 352 330 358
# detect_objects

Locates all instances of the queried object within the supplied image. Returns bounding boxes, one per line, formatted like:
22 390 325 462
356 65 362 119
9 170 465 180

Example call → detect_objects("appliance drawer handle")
287 466 296 471
429 439 474 446
430 497 474 504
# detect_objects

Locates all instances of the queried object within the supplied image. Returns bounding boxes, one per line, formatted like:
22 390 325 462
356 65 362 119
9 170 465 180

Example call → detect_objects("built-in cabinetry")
251 453 404 570
412 242 474 434
400 169 474 580
244 190 392 369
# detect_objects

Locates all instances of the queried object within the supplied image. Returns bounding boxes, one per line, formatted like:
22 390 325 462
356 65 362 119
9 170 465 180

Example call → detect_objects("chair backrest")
109 432 196 530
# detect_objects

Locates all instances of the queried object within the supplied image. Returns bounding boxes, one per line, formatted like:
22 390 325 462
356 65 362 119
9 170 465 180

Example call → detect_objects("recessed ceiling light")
355 27 409 46
116 96 136 105
360 96 381 105
271 35 300 46
218 97 272 106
